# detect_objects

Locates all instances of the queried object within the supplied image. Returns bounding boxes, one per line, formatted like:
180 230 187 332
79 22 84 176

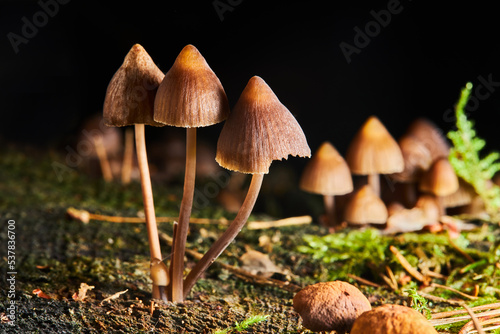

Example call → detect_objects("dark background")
1 0 499 163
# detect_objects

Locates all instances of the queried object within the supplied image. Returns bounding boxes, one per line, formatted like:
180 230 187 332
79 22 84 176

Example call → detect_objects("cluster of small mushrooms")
103 44 310 302
293 281 438 333
299 115 481 234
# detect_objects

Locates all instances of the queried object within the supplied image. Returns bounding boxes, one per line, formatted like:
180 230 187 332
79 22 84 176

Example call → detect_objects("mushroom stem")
368 173 380 196
92 134 113 182
322 195 336 228
121 127 134 185
183 173 264 299
170 127 197 303
135 124 163 300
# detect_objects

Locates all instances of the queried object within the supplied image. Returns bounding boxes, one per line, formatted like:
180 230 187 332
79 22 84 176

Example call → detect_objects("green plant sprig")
447 82 500 222
212 314 270 334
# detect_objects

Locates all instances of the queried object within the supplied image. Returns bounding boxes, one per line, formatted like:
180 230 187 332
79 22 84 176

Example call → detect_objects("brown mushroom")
299 141 353 228
103 44 165 300
346 116 404 196
293 281 371 333
344 184 388 225
419 157 459 215
182 76 310 299
350 304 438 334
153 44 230 302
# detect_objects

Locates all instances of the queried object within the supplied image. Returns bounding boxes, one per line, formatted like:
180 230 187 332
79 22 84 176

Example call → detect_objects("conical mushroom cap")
346 116 404 175
300 142 353 196
216 76 311 174
405 118 450 160
419 157 459 197
344 184 388 224
103 44 165 127
154 44 229 127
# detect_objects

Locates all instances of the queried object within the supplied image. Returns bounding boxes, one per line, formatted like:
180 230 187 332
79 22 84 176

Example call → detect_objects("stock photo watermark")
5 220 17 326
7 0 71 54
339 0 411 64
213 0 243 21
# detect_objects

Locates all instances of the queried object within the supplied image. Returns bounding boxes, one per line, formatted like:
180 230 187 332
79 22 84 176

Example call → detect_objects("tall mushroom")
103 44 165 300
299 141 353 228
346 116 404 196
153 44 230 302
182 76 310 299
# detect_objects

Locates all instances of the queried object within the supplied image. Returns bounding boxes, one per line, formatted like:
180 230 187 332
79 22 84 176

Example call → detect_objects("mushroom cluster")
103 44 310 302
300 115 477 234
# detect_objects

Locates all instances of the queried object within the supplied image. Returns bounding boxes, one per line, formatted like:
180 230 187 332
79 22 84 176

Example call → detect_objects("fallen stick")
431 302 500 319
347 274 382 288
66 207 311 230
430 282 479 300
461 304 486 334
389 245 428 284
429 309 500 326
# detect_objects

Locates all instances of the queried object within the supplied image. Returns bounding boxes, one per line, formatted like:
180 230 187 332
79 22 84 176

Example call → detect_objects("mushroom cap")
344 184 388 224
392 135 433 182
153 44 229 128
442 178 475 208
415 195 440 222
299 141 353 196
404 118 450 160
350 304 438 334
293 281 371 333
103 44 165 127
419 157 459 197
215 76 311 174
346 116 404 175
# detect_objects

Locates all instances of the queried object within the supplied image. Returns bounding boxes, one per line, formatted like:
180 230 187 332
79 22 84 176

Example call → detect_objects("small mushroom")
182 76 310 299
153 44 230 302
350 304 438 334
419 157 459 215
346 116 404 197
103 44 165 300
150 258 169 302
293 281 371 333
344 184 388 225
299 141 353 228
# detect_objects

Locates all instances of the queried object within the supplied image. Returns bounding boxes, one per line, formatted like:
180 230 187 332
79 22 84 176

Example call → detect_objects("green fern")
447 82 500 221
212 314 270 334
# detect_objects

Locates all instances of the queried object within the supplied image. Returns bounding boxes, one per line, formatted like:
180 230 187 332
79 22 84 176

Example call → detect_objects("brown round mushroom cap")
346 116 404 175
103 44 165 127
215 76 311 174
344 184 388 224
293 281 371 333
419 157 459 197
442 178 475 208
153 44 229 128
350 304 438 334
299 141 353 196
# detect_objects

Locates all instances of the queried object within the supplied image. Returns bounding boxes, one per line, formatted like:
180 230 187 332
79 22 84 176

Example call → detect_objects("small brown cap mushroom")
154 44 230 128
216 76 311 174
419 157 459 197
293 281 371 333
299 141 353 196
346 116 404 175
392 135 433 182
103 44 165 127
442 178 475 208
350 304 438 334
344 184 388 225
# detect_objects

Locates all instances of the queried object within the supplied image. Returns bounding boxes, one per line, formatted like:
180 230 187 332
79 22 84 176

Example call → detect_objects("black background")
1 0 499 161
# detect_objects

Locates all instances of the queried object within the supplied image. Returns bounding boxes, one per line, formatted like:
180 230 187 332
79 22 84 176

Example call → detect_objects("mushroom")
350 304 438 334
403 117 450 161
344 184 388 225
150 258 169 302
153 44 230 302
299 141 353 229
103 44 165 300
419 157 459 215
293 281 371 333
182 76 310 299
346 116 404 197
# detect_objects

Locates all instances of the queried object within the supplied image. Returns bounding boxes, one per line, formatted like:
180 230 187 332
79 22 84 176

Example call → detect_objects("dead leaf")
239 249 281 278
72 283 95 302
100 289 128 305
33 288 51 299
